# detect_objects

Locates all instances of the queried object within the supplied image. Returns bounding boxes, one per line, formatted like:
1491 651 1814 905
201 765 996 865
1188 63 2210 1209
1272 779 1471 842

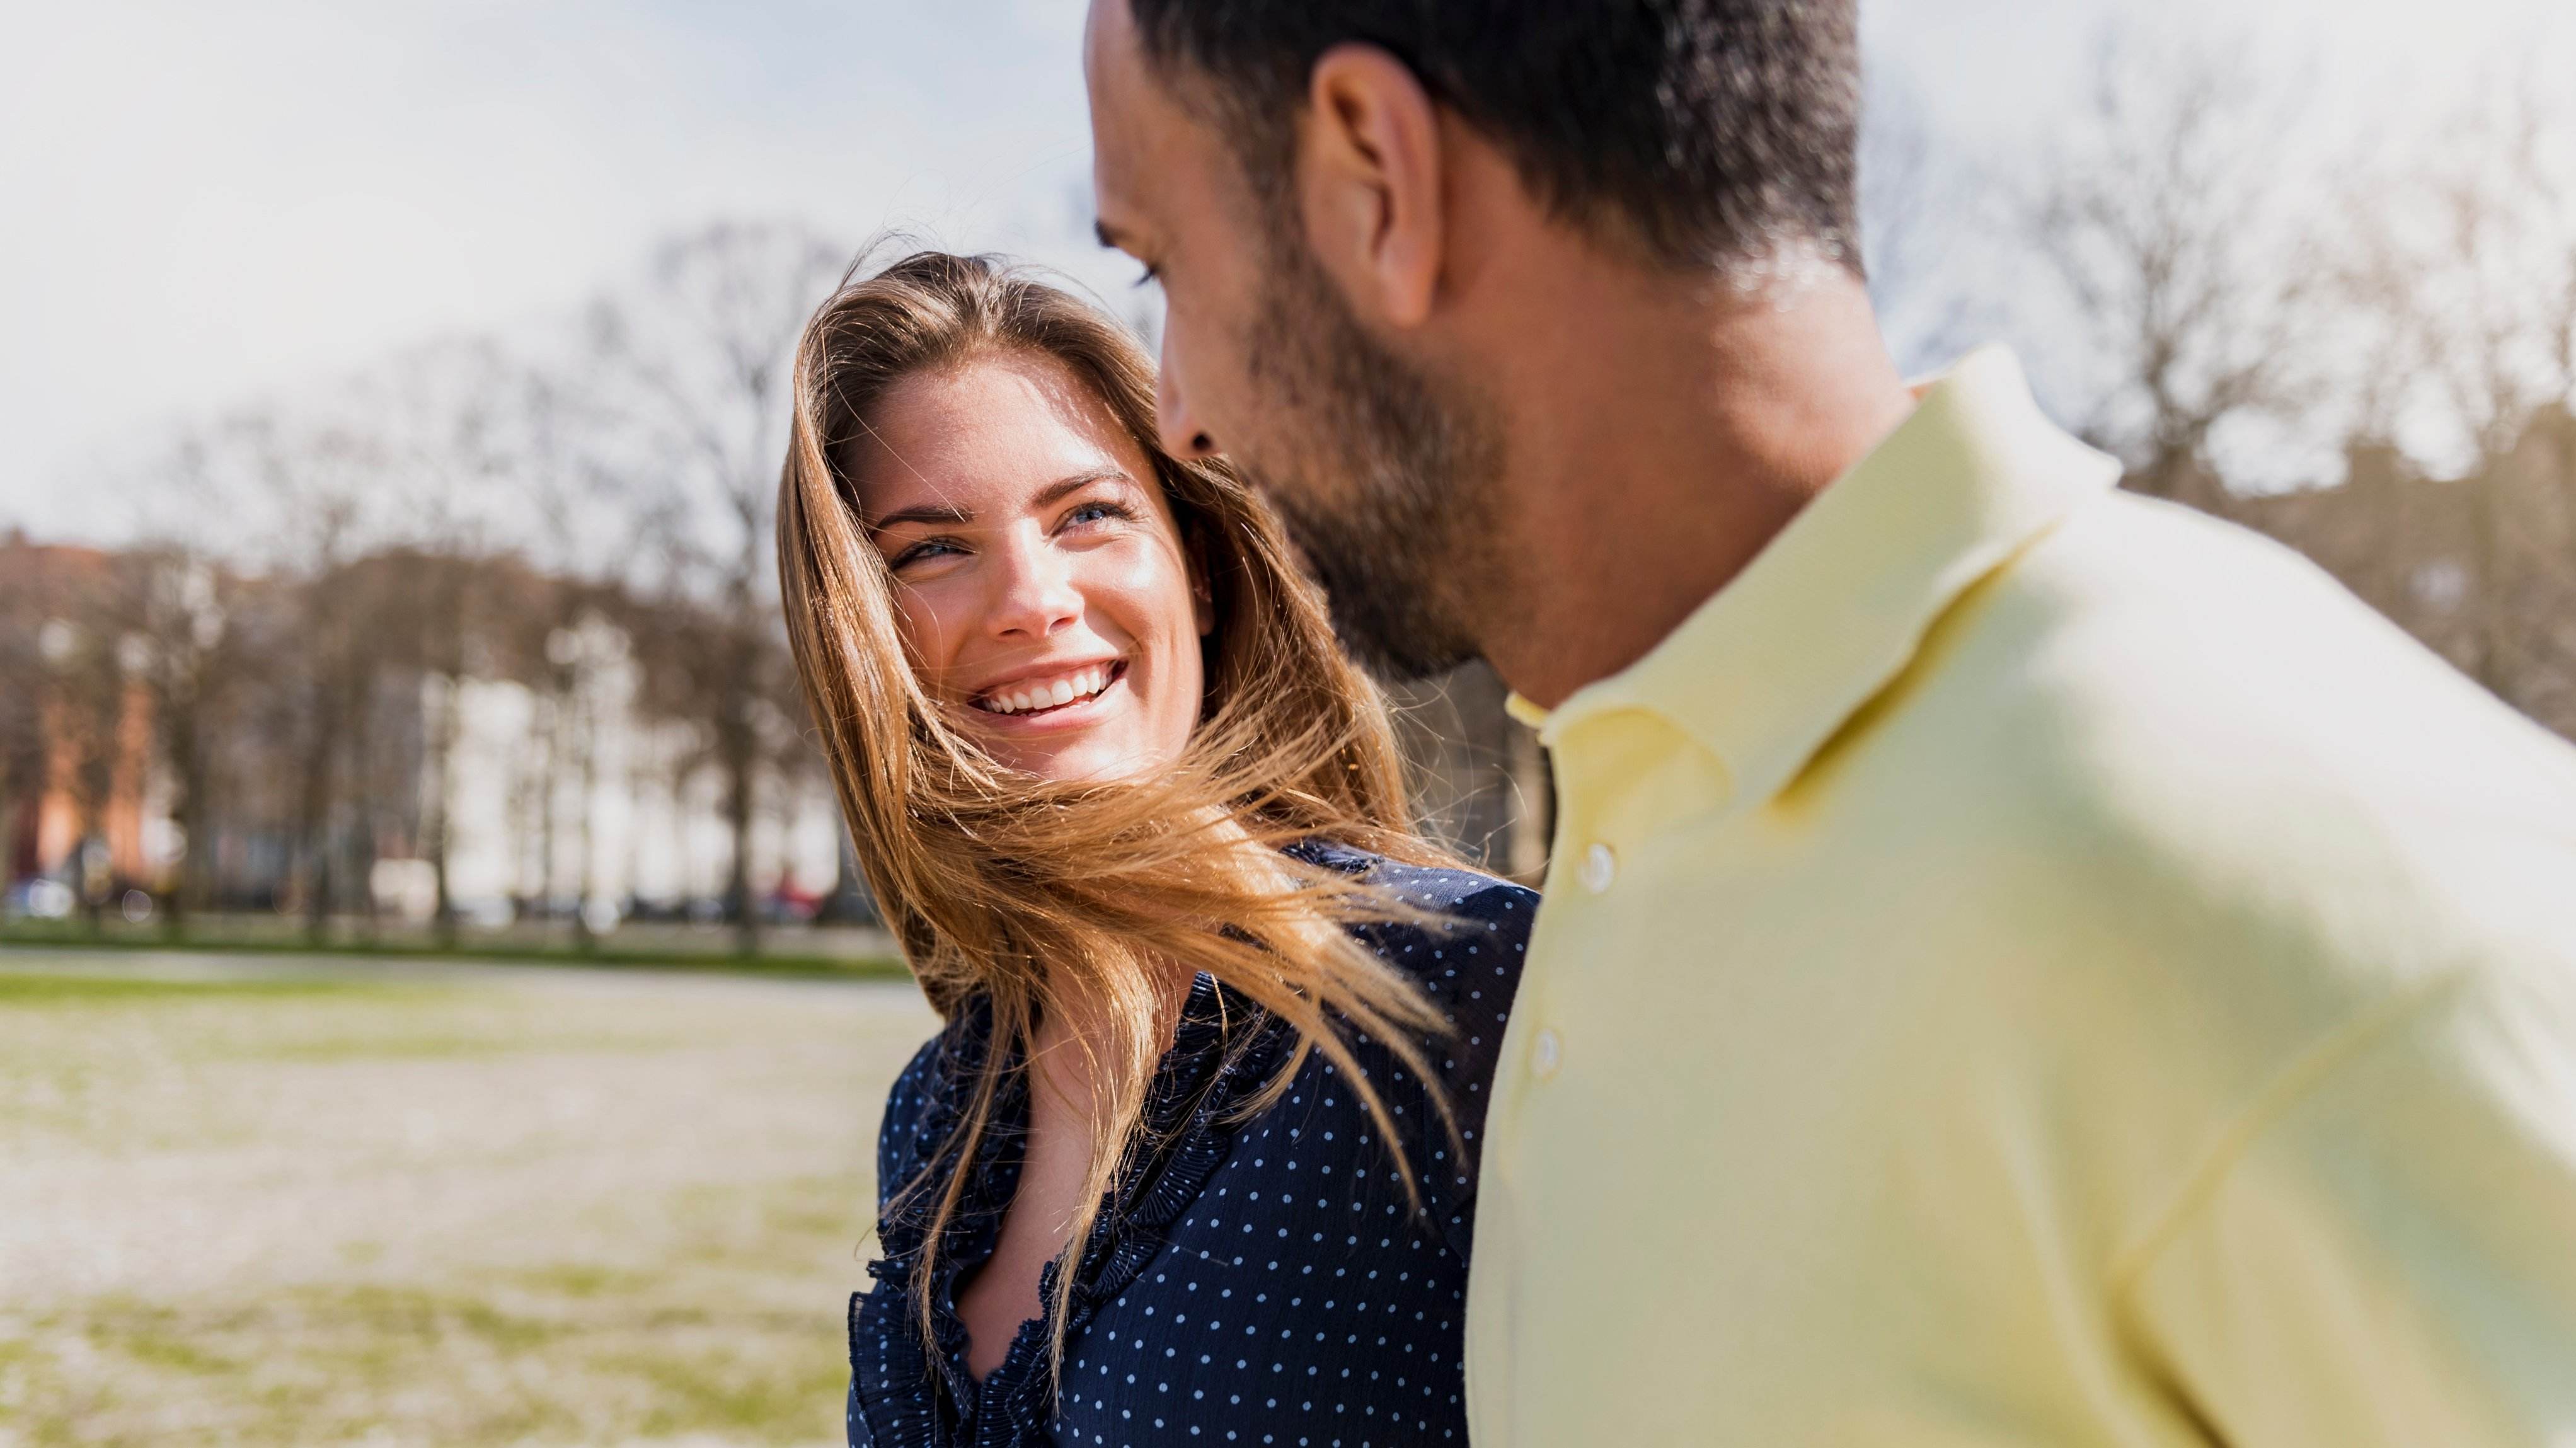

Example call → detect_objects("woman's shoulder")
1287 839 1533 1056
1282 834 1525 938
1287 839 1538 960
881 1030 949 1129
1280 841 1533 1253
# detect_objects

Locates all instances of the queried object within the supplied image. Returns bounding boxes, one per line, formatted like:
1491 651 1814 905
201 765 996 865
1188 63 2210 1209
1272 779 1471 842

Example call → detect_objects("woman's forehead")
848 352 1150 520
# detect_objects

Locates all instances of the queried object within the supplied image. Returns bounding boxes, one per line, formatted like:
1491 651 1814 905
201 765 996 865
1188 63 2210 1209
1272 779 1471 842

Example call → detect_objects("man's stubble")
1234 236 1512 685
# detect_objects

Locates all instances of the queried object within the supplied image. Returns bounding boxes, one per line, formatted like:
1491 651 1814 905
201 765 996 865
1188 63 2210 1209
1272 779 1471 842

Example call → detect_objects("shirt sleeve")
2120 966 2576 1446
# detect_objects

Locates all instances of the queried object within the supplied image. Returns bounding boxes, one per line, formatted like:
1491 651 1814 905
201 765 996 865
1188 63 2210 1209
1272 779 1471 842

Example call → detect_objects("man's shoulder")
1798 490 2576 1210
1942 488 2576 827
1905 485 2576 1001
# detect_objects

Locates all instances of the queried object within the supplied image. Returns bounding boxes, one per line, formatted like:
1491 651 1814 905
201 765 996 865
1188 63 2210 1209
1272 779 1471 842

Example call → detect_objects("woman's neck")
955 958 1195 1379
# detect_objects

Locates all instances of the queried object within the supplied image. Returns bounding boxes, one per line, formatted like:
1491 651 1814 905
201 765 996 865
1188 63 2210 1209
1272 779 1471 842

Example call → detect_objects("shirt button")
1531 1028 1561 1078
1579 842 1616 894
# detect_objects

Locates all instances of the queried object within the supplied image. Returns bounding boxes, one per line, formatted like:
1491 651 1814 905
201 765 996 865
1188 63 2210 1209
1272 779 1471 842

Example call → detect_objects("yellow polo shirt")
1464 348 2576 1445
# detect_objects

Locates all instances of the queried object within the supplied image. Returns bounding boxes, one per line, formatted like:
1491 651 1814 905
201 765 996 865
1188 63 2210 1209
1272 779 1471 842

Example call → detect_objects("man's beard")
1237 239 1508 684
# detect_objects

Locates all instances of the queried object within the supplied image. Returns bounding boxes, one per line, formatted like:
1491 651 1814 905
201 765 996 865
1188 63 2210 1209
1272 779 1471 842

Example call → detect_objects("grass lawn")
0 951 938 1447
0 920 909 982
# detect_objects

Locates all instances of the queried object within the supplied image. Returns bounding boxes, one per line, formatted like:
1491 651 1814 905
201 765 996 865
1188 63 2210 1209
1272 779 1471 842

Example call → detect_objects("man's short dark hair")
1125 0 1863 276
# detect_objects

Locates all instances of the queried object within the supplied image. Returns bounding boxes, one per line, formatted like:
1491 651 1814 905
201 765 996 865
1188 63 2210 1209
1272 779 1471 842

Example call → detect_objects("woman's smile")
969 658 1127 720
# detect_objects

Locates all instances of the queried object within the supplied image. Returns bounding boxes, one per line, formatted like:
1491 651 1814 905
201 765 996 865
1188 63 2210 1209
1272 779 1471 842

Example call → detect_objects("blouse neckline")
866 972 1299 1440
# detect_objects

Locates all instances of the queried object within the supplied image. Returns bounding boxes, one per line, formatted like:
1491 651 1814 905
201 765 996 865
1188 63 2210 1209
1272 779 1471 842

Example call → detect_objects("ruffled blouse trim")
854 975 1297 1446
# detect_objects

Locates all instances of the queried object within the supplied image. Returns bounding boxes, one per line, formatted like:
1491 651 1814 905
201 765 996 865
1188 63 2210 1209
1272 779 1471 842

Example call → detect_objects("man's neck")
1461 251 1914 709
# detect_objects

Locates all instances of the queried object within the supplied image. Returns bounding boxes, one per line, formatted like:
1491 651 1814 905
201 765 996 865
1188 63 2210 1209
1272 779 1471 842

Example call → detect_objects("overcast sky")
4 0 2565 542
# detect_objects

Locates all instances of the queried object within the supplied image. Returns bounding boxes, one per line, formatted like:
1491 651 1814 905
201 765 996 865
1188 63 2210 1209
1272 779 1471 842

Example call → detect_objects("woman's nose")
985 536 1083 640
1157 328 1217 461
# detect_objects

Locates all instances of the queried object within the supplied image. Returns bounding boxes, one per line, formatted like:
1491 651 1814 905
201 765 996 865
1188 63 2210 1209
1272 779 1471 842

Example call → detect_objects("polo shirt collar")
1512 346 2120 812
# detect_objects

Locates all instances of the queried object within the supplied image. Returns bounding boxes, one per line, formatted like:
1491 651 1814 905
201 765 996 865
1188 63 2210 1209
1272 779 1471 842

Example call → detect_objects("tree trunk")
570 678 599 955
424 669 462 950
349 678 380 950
73 690 114 938
535 692 563 943
300 802 333 944
723 704 759 958
2466 471 2510 701
164 710 207 941
299 680 340 947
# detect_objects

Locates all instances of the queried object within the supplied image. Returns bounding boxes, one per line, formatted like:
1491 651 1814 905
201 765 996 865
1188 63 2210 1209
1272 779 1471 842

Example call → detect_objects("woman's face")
848 351 1212 782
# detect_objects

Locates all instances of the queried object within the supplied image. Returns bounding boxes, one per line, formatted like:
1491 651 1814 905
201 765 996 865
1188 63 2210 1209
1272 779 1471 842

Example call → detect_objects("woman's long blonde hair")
776 250 1459 1379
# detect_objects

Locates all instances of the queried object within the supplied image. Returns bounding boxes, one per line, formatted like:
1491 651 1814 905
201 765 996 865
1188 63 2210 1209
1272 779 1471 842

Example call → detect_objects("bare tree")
118 543 238 935
516 332 665 950
599 221 846 954
368 338 527 946
26 576 130 934
235 410 392 941
2413 76 2575 701
2023 28 2328 512
1860 70 1994 376
2330 66 2576 704
0 536 54 881
2404 78 2576 466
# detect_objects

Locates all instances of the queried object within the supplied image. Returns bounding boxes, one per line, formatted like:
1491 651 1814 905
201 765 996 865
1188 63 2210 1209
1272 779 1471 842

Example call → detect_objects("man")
1085 1 2576 1443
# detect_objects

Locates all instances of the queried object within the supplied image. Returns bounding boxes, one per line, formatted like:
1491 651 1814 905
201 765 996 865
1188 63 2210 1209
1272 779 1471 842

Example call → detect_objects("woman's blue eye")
1062 501 1129 528
893 539 962 568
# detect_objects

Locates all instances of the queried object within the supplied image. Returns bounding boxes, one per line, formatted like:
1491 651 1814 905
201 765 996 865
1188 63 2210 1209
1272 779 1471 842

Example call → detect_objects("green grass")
0 960 920 1446
95 1324 244 1377
0 924 907 980
239 1030 565 1062
0 973 376 1004
510 1263 657 1299
2 1257 861 1446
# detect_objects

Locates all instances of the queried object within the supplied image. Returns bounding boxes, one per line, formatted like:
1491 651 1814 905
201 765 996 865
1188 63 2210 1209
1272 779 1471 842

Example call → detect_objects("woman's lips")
970 660 1124 716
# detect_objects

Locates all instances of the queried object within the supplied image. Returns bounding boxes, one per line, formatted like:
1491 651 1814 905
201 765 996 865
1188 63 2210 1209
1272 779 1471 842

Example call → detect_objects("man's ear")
1298 44 1445 330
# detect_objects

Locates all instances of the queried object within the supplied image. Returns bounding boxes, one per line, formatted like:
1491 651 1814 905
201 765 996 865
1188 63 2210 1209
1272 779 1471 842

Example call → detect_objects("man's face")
1084 0 1500 682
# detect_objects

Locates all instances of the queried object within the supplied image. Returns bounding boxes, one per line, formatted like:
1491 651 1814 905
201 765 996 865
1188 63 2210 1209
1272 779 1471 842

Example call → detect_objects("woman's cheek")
892 583 967 685
1119 543 1199 641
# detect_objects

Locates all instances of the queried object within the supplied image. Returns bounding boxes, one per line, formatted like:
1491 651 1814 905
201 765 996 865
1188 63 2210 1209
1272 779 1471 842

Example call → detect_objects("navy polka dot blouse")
845 844 1534 1447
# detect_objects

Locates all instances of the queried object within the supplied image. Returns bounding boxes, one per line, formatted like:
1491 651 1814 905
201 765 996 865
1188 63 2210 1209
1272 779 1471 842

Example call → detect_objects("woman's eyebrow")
867 471 1130 536
868 501 973 533
1032 469 1130 509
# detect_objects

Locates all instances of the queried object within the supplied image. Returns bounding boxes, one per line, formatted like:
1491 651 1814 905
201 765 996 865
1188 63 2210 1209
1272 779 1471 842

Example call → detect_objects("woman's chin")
958 679 1189 783
992 738 1156 784
968 719 1168 784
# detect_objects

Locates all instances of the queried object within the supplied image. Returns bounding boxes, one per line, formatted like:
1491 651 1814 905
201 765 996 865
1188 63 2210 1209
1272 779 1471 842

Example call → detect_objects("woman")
777 250 1532 1447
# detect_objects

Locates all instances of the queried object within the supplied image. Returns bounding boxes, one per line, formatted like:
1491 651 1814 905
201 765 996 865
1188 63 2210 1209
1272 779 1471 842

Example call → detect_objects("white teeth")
978 664 1116 715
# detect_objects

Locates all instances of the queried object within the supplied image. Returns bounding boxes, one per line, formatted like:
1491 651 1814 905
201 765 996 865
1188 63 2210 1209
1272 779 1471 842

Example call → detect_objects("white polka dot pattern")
844 846 1534 1448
